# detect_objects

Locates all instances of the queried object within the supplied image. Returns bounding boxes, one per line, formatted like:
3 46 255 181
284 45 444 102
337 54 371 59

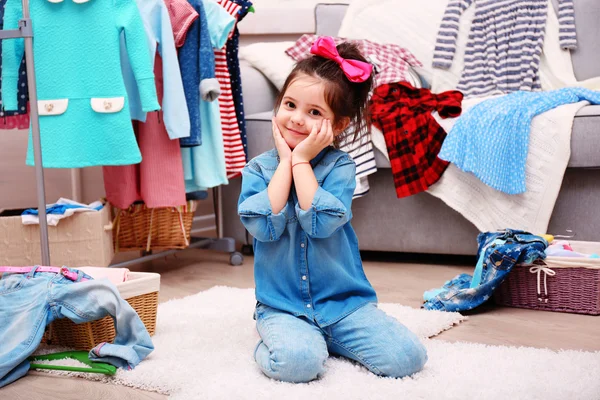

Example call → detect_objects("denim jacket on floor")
0 267 154 387
423 229 548 312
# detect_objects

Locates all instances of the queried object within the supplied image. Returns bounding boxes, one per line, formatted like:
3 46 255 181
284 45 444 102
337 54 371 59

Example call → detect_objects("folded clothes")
22 198 103 226
77 267 130 286
545 240 599 258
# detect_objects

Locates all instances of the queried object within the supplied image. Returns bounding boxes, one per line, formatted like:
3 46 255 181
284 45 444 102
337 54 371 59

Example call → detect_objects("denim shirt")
238 147 377 327
423 229 548 312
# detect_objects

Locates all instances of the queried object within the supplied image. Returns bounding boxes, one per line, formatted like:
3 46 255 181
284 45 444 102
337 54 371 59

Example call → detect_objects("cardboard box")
0 203 114 267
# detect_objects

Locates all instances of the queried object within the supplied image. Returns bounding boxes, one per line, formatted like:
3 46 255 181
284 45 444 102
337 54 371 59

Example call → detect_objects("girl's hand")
272 118 292 162
292 119 334 163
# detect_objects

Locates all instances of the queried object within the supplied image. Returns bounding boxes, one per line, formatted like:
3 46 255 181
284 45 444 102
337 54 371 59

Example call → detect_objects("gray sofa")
222 2 600 256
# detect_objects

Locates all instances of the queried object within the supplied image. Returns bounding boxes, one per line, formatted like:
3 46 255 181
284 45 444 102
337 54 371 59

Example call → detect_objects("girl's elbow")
241 221 279 242
308 216 349 239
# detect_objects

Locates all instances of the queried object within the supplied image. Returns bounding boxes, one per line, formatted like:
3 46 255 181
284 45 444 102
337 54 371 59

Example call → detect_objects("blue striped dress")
432 0 577 97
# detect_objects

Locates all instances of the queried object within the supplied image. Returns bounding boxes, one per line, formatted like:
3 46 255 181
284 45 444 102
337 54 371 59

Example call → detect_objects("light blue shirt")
439 87 600 194
238 148 377 327
121 0 190 140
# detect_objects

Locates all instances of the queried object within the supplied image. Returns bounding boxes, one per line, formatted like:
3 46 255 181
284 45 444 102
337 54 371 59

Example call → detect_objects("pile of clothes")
0 266 151 387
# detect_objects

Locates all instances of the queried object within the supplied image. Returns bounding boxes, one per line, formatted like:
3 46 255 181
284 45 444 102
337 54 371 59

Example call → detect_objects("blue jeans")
253 302 427 383
423 229 548 312
0 267 154 387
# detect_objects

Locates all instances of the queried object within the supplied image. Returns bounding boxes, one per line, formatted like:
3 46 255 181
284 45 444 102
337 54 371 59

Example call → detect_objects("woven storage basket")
42 272 160 350
112 201 197 252
493 241 600 315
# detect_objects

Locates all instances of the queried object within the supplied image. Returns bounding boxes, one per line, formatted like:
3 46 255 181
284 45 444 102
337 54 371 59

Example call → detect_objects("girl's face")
274 73 336 149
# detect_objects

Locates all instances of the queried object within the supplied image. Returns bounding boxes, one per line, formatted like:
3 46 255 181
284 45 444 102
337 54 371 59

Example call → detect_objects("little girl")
238 36 427 383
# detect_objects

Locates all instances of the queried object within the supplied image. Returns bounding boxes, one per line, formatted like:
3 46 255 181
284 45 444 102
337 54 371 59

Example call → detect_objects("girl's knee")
261 344 328 383
379 339 428 378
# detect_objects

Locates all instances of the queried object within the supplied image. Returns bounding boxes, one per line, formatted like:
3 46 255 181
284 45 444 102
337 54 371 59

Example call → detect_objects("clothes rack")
1 2 243 268
1 0 50 265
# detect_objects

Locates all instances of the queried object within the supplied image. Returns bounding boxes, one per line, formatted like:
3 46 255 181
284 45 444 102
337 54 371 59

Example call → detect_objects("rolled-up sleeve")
238 164 288 242
296 158 356 239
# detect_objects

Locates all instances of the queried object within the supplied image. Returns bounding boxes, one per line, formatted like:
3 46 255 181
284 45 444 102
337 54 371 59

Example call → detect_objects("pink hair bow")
310 36 373 83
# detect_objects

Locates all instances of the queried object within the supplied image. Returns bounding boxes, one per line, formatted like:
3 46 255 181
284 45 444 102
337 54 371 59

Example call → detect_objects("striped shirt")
432 0 577 97
337 127 377 198
215 0 247 178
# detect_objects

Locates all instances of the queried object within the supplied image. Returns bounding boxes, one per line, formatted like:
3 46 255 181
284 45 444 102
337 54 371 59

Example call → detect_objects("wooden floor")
3 249 599 399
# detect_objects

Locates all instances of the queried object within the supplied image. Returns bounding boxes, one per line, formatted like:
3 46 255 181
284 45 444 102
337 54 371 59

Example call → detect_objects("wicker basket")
112 201 198 252
493 241 600 315
42 272 160 350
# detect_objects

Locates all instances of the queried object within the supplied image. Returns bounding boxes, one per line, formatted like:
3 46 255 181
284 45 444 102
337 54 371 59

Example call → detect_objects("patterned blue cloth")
226 0 252 159
439 88 600 194
423 229 548 312
0 0 28 117
22 203 103 216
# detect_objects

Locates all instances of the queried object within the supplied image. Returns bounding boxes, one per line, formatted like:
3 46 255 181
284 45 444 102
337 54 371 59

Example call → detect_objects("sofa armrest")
245 112 276 160
240 60 279 115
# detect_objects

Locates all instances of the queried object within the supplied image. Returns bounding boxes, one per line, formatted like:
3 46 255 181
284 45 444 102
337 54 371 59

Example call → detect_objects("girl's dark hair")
274 42 374 146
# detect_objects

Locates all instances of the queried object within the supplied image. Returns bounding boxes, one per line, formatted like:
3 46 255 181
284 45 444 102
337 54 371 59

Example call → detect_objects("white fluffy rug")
35 286 600 400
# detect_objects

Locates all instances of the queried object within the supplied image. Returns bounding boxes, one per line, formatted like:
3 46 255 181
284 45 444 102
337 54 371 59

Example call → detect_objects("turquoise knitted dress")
1 0 160 168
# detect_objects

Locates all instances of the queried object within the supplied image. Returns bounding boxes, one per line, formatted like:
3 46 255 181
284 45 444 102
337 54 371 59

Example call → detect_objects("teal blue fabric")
1 0 159 168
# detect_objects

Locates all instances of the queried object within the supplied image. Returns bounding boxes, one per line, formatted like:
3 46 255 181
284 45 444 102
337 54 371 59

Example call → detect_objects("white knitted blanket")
426 98 589 234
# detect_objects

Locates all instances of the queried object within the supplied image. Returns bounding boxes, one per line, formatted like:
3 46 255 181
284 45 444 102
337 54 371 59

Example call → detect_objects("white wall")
238 0 350 46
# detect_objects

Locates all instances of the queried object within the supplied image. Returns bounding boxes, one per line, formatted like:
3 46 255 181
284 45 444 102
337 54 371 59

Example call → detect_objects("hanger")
28 350 116 375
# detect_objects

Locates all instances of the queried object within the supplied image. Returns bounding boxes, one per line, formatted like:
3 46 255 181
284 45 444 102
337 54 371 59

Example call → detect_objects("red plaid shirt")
369 82 463 198
285 34 422 88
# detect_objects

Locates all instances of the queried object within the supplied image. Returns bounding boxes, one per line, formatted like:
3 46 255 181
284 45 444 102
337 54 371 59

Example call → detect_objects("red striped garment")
215 0 246 179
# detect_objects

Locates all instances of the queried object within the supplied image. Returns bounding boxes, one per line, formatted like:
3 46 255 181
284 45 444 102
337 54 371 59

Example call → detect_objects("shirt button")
300 243 305 248
306 304 311 308
302 275 307 281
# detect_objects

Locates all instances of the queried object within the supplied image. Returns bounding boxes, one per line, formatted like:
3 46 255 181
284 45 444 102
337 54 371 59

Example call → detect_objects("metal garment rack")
1 0 50 265
2 3 243 268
